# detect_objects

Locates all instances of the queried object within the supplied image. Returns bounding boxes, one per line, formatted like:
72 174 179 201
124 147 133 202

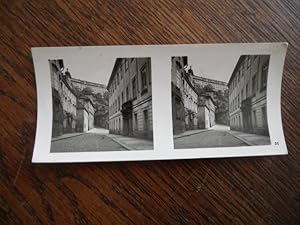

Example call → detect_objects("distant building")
171 57 198 134
107 58 153 139
228 55 270 135
71 77 107 95
49 60 77 137
197 94 216 129
76 97 95 132
193 76 228 92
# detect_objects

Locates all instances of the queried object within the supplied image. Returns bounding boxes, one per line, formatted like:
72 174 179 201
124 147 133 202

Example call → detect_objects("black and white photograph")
171 55 271 149
49 57 153 152
32 43 287 162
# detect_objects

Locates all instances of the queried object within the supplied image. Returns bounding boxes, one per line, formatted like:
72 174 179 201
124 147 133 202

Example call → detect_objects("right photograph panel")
171 55 271 149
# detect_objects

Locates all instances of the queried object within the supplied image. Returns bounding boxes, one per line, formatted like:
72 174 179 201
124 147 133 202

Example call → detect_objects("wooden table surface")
1 1 299 224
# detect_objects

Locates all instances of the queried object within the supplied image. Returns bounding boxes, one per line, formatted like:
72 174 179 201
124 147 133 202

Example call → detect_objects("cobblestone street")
51 133 127 152
50 128 153 152
174 129 248 148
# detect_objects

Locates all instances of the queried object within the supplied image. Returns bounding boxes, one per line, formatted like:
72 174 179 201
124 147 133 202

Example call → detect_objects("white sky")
62 53 115 85
58 50 240 85
188 53 240 83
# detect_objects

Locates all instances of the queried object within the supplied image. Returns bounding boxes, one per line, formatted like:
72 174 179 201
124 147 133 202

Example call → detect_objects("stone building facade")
107 58 153 140
49 60 77 137
197 94 216 129
50 59 97 137
76 97 95 132
228 55 270 136
171 57 198 134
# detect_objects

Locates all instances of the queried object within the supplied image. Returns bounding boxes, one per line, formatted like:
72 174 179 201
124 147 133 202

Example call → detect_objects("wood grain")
1 0 300 224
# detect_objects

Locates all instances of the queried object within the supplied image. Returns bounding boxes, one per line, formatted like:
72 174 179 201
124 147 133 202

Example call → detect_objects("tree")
73 87 82 97
81 87 94 95
203 84 215 92
195 84 229 125
195 84 215 95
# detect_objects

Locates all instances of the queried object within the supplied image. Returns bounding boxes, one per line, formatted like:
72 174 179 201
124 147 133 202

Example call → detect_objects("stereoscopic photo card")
31 43 288 163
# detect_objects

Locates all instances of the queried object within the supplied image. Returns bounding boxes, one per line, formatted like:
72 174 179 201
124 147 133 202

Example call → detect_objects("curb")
174 129 210 140
51 133 85 142
104 134 135 150
226 131 253 146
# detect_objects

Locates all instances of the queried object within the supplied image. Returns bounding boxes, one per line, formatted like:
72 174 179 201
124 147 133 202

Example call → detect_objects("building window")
241 63 244 76
233 76 236 89
233 98 235 110
141 64 148 94
262 106 267 128
134 113 138 131
247 56 251 68
241 88 244 100
175 97 181 120
125 59 129 71
121 92 124 106
261 60 269 91
253 110 257 128
144 110 149 131
119 67 122 80
234 76 236 88
252 74 257 97
175 63 181 88
126 86 129 101
132 76 137 99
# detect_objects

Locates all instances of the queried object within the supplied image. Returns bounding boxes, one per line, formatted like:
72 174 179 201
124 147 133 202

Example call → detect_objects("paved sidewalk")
227 130 271 146
173 129 209 139
51 132 84 142
107 134 154 150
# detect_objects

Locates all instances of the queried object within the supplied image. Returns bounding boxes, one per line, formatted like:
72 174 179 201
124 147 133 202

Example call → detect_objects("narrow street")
51 132 128 152
51 128 153 152
174 129 248 149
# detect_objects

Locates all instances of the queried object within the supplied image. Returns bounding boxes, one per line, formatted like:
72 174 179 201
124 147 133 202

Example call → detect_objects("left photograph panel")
49 57 154 152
